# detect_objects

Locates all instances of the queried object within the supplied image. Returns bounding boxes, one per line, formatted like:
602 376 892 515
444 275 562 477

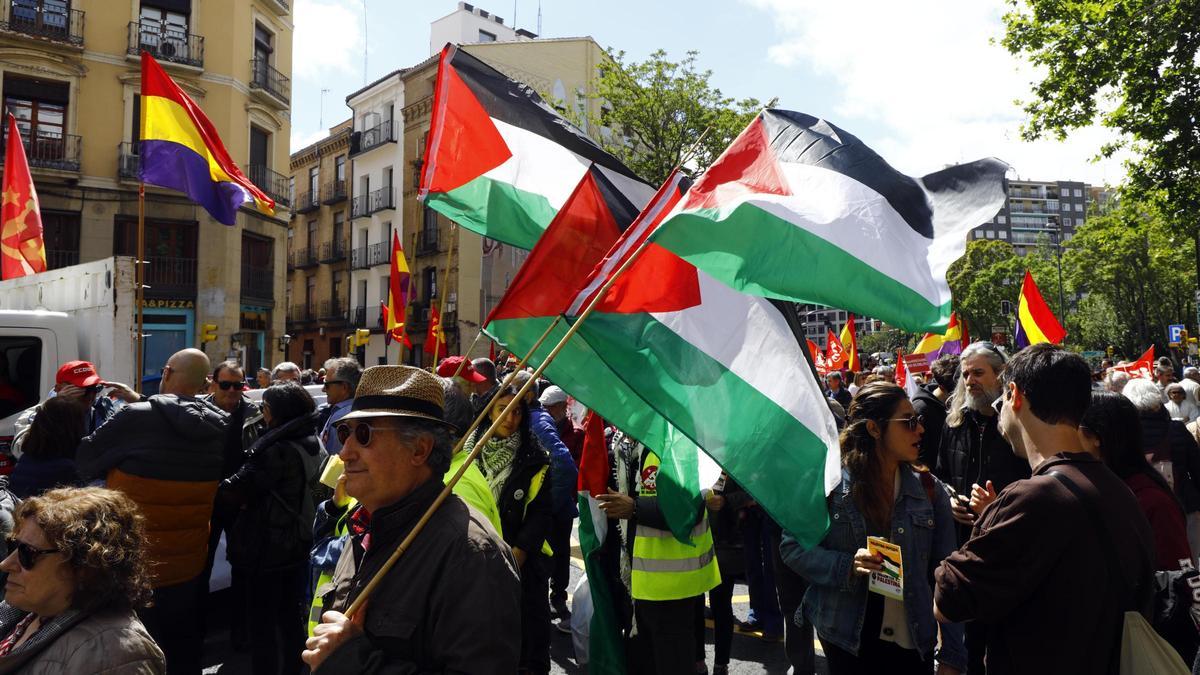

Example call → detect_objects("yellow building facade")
0 0 293 380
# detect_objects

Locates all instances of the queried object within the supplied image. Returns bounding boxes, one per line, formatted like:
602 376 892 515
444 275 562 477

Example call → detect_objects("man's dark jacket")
935 409 1030 516
912 385 947 469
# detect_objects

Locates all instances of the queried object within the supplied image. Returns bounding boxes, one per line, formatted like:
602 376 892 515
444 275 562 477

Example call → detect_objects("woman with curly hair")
780 381 966 674
0 486 163 673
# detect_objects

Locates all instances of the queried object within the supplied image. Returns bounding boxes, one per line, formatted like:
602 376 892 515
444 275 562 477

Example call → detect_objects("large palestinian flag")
484 168 704 542
649 109 1008 333
419 44 655 250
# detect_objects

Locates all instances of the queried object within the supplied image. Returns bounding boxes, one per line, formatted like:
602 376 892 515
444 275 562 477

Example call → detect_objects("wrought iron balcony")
117 142 140 180
350 120 394 156
249 57 290 105
320 298 348 322
318 239 348 263
46 248 77 270
416 230 440 256
143 256 197 297
1 128 80 172
1 1 84 46
350 194 369 219
367 241 390 267
247 164 291 209
240 263 274 305
289 304 316 324
352 305 367 327
350 246 369 270
128 21 203 68
322 179 348 204
291 247 318 269
368 188 394 214
294 190 319 213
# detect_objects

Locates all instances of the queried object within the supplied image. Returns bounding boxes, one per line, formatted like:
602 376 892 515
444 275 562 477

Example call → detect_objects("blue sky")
291 0 1127 186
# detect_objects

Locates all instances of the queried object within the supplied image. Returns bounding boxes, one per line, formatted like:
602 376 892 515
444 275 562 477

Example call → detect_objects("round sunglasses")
5 537 58 570
886 414 924 431
336 421 401 447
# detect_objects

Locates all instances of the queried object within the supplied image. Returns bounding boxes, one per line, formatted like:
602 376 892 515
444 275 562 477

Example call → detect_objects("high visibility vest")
522 465 554 557
307 499 356 637
630 452 721 601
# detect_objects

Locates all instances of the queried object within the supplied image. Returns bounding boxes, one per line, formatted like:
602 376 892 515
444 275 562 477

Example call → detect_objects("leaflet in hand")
867 536 903 601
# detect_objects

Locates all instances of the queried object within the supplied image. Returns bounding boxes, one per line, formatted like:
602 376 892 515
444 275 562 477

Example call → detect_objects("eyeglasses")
215 380 244 391
336 420 397 447
5 537 58 570
886 414 924 431
992 393 1006 415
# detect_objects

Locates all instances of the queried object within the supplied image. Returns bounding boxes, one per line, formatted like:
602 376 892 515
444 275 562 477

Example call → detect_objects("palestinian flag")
577 412 624 674
1016 270 1066 346
484 168 704 542
419 44 655 250
649 109 1008 333
566 177 842 548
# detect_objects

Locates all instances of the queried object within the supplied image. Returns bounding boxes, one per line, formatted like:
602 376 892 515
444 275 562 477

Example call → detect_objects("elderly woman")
0 486 163 673
1165 383 1200 423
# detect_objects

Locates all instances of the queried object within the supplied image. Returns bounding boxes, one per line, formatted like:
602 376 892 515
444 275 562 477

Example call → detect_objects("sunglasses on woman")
5 537 58 570
886 414 924 431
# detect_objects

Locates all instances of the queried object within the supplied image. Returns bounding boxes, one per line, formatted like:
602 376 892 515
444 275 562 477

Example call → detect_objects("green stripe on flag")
578 494 624 673
653 205 954 333
426 175 556 250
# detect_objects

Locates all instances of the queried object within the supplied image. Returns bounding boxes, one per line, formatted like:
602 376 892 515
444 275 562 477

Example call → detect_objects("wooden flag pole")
451 330 485 378
430 224 457 372
135 183 146 394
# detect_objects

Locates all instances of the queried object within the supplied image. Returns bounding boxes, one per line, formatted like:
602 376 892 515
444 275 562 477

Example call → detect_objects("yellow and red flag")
1014 270 1066 347
2 112 47 279
424 305 447 359
384 230 410 342
839 314 860 372
380 302 412 349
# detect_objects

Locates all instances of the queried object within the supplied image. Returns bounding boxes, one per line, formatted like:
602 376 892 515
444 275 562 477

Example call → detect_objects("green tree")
581 49 772 184
947 240 1021 338
1002 0 1200 264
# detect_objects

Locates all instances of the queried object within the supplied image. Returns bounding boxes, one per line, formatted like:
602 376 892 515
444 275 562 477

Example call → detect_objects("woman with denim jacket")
780 381 966 674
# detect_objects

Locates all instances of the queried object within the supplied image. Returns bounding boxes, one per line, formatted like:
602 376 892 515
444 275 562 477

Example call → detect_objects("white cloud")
293 0 364 81
743 0 1131 186
290 127 330 153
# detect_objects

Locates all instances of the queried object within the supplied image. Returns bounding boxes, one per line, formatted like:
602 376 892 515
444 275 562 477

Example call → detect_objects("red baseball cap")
436 356 488 384
56 360 101 388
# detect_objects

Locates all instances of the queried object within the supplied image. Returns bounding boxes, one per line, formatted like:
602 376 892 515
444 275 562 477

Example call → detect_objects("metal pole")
136 183 146 394
1056 226 1065 320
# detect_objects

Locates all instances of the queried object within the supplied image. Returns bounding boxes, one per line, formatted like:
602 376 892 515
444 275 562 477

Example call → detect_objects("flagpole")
431 224 457 372
451 329 485 378
399 240 416 365
135 183 146 395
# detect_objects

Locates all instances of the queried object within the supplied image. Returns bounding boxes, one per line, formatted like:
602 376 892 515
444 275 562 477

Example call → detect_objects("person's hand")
705 491 725 511
101 381 140 403
332 473 350 509
852 548 883 576
302 609 364 672
57 384 86 401
969 480 997 515
935 664 962 675
949 493 976 526
596 489 635 520
513 547 527 568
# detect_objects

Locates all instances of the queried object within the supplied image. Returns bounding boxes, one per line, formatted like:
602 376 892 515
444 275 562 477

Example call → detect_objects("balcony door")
3 75 69 162
10 0 69 35
138 2 190 61
249 126 268 169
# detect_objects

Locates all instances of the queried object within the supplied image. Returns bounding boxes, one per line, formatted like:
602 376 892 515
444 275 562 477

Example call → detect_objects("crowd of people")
0 340 1194 673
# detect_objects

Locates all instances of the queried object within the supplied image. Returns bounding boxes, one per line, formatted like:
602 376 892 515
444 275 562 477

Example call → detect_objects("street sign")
1081 351 1104 358
1169 324 1186 345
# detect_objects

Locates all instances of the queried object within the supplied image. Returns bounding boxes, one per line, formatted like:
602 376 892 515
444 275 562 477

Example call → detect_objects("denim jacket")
780 467 966 670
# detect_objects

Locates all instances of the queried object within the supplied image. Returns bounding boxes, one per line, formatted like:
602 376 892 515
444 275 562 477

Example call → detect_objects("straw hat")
340 365 451 426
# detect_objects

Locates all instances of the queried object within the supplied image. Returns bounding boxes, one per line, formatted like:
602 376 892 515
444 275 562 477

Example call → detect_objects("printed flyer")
867 536 903 600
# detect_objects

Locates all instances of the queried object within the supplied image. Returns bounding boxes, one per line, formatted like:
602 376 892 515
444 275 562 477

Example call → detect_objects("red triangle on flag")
680 115 791 212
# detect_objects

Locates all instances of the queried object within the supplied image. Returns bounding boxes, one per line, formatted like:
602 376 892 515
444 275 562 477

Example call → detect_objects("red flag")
577 411 609 496
826 330 847 369
807 339 829 377
2 112 47 279
1112 346 1154 380
895 350 908 388
424 305 447 358
381 303 412 349
489 340 497 362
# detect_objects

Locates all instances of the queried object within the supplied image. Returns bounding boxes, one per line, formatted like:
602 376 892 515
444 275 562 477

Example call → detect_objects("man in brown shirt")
934 344 1155 674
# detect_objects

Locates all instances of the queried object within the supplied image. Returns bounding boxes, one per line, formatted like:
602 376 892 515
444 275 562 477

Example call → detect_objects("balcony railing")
289 304 316 324
144 256 197 297
249 57 290 105
117 142 140 180
351 120 394 156
1 129 80 172
369 187 394 214
294 190 319 213
350 194 368 219
350 246 369 270
368 241 390 267
319 239 348 263
128 21 203 68
247 164 291 209
46 248 77 270
320 299 347 322
1 1 84 46
240 263 274 305
352 305 367 327
322 179 348 204
291 247 317 269
417 230 440 256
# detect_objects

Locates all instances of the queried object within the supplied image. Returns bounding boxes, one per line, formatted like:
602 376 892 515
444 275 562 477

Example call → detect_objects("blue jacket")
527 402 579 518
780 467 966 670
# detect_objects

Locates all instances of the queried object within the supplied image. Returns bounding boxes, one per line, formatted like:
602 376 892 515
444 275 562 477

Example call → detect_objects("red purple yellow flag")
385 230 411 342
1 112 47 279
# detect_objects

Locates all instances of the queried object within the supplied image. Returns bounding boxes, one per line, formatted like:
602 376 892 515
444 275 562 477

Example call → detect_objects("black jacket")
472 424 554 558
201 395 265 479
1139 408 1200 513
935 408 1031 542
912 385 948 469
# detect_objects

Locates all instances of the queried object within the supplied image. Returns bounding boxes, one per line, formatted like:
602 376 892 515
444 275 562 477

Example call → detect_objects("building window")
333 211 344 245
138 2 191 59
1063 217 1072 227
1062 203 1070 211
130 93 141 152
4 75 69 145
1074 188 1082 197
379 277 389 307
254 22 274 64
1074 203 1082 212
335 154 346 183
306 275 316 312
478 29 496 42
249 125 269 168
308 166 318 198
307 220 317 252
999 230 1008 240
985 230 994 239
42 210 80 269
423 266 438 302
973 230 982 239
997 215 1006 224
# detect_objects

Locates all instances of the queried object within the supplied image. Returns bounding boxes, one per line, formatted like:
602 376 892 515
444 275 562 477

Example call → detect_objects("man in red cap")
435 356 489 396
12 360 140 457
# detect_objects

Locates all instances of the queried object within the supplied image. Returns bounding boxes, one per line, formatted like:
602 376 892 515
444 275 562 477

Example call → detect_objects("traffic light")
199 323 218 344
354 329 371 347
1107 345 1114 357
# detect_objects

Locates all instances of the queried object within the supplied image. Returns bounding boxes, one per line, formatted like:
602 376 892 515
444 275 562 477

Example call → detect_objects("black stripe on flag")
448 47 643 183
588 165 641 232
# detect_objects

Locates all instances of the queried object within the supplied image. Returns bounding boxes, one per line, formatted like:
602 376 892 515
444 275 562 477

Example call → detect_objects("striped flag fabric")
914 311 968 357
576 411 624 674
418 44 655 250
139 52 274 225
1016 270 1066 345
2 112 47 279
384 230 411 342
648 109 1008 333
839 314 860 373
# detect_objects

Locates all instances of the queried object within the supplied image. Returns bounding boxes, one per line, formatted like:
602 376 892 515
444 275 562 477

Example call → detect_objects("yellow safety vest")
307 498 356 637
523 465 554 557
631 452 721 601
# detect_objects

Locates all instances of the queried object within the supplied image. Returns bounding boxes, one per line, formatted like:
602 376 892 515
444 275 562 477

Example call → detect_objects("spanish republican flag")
839 313 860 372
139 52 274 225
914 311 967 357
424 305 447 359
1016 270 1066 345
1 113 47 279
385 230 410 341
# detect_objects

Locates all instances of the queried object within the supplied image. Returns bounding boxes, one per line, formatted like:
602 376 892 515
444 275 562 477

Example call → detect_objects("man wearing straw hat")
302 365 521 674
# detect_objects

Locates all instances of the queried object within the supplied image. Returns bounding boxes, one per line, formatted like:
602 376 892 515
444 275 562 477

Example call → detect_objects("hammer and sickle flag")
1 112 47 279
